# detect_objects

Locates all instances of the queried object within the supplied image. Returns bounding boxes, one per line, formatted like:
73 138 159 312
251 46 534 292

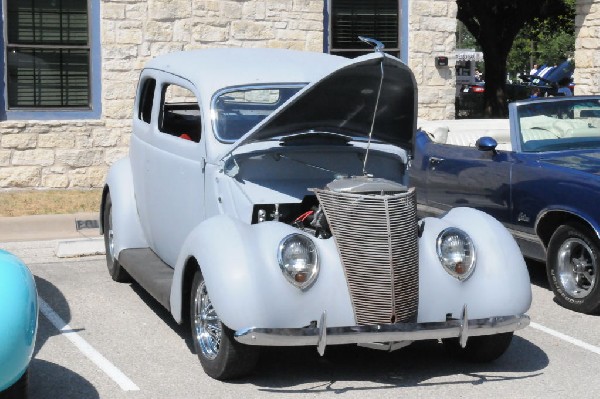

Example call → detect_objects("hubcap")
193 280 221 360
556 238 597 299
107 228 115 262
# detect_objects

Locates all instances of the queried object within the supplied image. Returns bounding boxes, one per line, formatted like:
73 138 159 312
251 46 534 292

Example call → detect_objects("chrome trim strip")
234 314 529 347
507 227 541 243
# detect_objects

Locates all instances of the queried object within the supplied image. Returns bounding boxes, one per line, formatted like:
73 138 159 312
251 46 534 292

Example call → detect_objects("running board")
118 248 174 311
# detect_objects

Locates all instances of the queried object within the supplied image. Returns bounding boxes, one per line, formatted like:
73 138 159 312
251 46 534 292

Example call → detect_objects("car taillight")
472 86 485 93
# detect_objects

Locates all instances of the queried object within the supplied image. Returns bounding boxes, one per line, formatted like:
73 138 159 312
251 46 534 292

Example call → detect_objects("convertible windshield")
212 85 305 142
518 98 600 152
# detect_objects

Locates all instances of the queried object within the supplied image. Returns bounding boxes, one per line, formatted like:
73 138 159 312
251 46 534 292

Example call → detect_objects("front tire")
103 193 131 283
190 270 259 380
442 332 513 362
547 223 600 314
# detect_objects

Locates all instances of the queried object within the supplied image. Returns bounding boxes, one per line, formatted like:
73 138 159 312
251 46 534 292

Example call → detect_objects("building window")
5 0 90 109
328 0 400 58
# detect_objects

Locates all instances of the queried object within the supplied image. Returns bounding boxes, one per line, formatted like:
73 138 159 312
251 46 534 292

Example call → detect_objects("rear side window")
138 78 156 123
159 84 201 143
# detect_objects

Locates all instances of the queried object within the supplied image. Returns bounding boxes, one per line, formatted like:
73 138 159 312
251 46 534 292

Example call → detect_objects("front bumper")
234 307 529 355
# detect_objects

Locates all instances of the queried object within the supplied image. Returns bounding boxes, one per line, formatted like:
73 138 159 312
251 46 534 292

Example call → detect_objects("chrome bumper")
234 307 530 356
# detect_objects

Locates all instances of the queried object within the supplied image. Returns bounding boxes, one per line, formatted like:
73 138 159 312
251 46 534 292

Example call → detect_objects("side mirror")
476 136 498 153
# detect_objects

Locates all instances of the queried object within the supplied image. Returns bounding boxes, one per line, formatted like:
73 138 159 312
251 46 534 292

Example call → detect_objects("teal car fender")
0 250 38 392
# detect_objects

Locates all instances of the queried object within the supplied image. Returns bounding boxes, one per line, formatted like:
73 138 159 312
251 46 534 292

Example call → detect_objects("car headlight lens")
278 234 319 289
436 227 476 281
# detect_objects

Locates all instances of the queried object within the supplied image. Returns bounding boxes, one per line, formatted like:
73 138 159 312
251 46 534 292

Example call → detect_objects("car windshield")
212 85 305 142
517 98 600 152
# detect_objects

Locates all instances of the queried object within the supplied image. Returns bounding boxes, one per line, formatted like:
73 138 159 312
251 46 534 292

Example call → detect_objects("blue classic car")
412 96 600 314
0 250 38 398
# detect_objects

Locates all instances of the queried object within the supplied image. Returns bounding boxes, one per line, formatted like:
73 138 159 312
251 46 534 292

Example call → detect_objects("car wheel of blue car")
547 223 600 314
442 332 513 363
103 193 131 283
190 270 259 380
0 368 28 399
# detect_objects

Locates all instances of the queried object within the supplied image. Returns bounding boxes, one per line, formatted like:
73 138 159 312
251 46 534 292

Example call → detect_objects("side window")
138 78 156 124
159 84 201 143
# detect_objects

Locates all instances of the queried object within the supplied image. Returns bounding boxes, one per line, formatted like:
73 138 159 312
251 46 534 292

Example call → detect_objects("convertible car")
101 46 531 380
412 96 600 314
0 250 38 398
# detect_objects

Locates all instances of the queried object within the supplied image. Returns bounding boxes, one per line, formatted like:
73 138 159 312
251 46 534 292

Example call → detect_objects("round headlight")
436 227 476 281
278 234 319 289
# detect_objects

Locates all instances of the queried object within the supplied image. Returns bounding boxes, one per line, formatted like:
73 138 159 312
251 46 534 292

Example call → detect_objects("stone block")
0 167 41 188
42 173 70 188
56 149 103 168
1 134 37 150
148 0 191 20
231 21 275 40
145 21 174 42
38 133 76 149
0 150 11 166
12 149 55 166
69 167 108 188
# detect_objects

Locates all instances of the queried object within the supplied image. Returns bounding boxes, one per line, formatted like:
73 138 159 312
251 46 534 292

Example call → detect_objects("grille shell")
314 187 419 325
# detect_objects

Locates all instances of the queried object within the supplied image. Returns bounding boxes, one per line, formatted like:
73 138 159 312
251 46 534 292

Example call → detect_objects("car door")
141 75 207 266
421 141 513 223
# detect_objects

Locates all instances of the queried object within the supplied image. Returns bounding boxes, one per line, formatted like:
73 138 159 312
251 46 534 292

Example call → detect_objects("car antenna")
358 37 385 176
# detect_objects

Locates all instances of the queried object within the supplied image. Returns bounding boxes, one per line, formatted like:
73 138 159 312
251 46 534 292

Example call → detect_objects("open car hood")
221 53 417 159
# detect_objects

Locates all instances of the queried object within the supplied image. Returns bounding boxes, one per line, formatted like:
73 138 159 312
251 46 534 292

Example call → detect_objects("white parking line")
39 297 140 391
530 321 600 356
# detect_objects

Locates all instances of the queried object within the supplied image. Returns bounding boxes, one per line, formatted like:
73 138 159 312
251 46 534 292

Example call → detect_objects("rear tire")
103 193 131 283
0 368 29 399
190 270 259 380
442 332 513 362
547 223 600 314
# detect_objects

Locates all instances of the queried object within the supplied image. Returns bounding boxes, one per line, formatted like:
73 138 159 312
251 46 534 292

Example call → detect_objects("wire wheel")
193 279 222 360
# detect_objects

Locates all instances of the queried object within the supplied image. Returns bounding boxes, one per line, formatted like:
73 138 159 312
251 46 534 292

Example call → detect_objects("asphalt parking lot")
3 238 600 399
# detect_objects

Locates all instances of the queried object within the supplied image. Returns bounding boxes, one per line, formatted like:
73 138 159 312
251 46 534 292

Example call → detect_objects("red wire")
295 210 313 222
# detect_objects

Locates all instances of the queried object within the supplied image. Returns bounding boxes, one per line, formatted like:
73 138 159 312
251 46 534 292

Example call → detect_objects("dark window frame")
327 0 402 59
0 0 102 120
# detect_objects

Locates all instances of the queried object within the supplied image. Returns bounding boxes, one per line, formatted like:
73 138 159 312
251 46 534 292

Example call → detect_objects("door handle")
429 157 444 166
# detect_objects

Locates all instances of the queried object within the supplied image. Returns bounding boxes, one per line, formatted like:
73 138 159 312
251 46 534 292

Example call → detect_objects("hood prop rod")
362 57 385 176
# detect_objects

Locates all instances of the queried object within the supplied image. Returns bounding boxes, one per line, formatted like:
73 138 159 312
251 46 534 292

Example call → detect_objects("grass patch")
0 189 102 217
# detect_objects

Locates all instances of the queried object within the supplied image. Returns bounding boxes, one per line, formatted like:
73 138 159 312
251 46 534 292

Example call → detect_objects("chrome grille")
314 187 419 325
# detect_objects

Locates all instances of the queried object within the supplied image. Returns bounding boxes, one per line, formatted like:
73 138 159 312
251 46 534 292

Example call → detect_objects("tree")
457 0 570 117
507 0 575 79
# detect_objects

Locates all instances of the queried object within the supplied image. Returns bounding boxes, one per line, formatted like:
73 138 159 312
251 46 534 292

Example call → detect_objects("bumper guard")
234 306 530 356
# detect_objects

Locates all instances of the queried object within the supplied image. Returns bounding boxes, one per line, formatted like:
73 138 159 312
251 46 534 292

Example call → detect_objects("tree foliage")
507 0 575 78
456 0 571 117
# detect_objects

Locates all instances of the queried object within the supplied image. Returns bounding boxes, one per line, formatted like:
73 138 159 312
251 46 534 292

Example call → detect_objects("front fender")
170 215 355 329
418 207 532 322
102 157 148 258
0 250 38 391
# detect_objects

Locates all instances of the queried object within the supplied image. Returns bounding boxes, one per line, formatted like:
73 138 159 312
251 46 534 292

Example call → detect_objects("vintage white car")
101 47 532 380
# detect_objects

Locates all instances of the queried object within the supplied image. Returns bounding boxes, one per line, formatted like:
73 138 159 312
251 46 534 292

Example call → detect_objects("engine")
251 176 410 239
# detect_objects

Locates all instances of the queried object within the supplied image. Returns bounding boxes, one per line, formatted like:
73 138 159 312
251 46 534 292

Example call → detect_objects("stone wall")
574 0 600 95
408 0 457 120
0 0 458 189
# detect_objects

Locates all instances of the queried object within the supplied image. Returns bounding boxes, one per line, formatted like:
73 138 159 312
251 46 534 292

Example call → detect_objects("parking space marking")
39 297 140 391
530 321 600 356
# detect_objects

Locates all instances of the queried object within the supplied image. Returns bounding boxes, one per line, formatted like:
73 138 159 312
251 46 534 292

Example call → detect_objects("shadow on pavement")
123 264 549 392
244 336 548 393
30 277 99 399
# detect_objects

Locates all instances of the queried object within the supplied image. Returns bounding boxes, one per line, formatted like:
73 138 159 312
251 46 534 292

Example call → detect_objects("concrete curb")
0 212 101 242
55 238 105 258
0 213 104 258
